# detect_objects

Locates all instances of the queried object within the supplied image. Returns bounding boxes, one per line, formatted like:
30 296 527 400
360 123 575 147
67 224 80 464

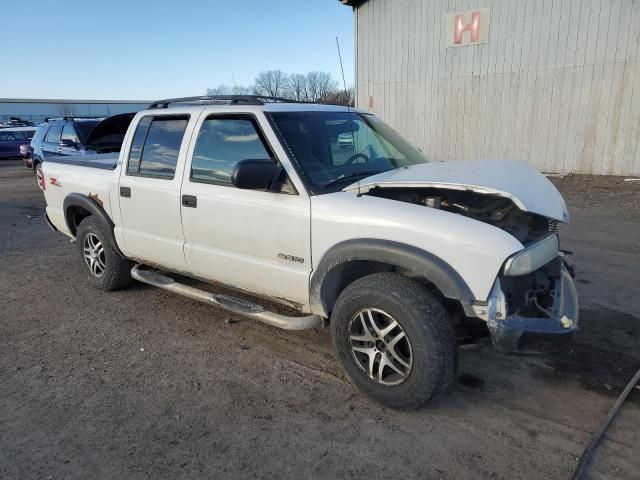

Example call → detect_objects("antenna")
336 36 361 197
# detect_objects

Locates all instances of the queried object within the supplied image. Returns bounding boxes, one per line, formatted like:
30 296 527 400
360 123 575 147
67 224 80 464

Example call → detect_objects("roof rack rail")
63 116 104 120
148 95 304 109
43 116 104 122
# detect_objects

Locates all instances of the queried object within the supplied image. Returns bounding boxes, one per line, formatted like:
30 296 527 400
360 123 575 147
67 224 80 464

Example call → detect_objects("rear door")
42 124 63 158
180 112 312 305
116 112 196 271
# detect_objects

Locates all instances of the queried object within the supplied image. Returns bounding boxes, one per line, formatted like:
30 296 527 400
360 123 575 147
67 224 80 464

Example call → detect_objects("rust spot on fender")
89 193 103 207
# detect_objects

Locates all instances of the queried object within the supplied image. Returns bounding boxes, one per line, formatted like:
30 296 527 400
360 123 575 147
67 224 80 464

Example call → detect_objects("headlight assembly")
503 234 559 276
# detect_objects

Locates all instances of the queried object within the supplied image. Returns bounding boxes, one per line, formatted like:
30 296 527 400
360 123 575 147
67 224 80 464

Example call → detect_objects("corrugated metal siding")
355 0 640 175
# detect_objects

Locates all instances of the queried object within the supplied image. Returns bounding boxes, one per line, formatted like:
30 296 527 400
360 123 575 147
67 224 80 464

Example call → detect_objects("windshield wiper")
323 171 384 188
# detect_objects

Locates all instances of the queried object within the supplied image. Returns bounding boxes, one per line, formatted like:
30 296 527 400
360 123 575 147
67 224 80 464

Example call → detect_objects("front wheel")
331 273 458 410
76 216 133 291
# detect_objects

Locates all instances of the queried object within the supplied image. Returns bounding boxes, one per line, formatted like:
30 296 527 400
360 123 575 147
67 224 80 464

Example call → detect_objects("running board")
131 264 323 331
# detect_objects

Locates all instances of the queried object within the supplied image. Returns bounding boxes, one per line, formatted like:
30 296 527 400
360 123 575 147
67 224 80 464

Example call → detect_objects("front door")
59 125 80 155
117 113 195 272
180 113 311 305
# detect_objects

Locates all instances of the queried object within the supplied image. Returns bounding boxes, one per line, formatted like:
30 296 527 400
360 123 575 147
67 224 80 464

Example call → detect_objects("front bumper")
486 264 579 352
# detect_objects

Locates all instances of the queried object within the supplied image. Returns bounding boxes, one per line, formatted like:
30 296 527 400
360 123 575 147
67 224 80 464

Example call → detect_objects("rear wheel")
331 273 458 410
34 162 44 190
76 216 132 291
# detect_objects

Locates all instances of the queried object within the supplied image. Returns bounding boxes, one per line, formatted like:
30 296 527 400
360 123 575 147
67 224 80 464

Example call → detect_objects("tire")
76 216 133 291
34 161 44 190
331 273 458 410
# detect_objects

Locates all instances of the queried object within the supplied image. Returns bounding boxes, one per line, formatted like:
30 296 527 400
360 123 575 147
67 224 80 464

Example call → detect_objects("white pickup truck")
41 95 578 410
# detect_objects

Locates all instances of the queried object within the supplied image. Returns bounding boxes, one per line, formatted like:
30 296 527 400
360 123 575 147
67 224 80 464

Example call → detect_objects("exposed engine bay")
366 187 556 245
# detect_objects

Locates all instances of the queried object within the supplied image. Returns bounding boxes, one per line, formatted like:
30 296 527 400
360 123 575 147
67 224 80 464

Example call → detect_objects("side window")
127 116 188 179
61 125 79 144
191 117 272 185
127 117 151 174
45 125 63 144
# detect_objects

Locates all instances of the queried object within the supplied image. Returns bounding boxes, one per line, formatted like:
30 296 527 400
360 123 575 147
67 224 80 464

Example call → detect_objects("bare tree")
286 73 308 101
55 103 76 117
322 87 355 107
206 84 252 96
206 84 231 96
305 72 337 102
231 84 252 95
206 70 344 103
253 70 288 98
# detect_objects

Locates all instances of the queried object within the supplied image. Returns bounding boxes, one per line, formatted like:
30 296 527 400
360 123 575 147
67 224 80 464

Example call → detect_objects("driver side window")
190 116 273 186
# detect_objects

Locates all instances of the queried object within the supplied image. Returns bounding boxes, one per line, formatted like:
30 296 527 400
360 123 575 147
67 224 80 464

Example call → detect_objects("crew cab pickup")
41 95 578 410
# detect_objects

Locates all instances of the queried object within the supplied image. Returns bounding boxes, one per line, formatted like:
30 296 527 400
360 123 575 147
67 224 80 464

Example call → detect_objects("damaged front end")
362 183 578 352
483 235 579 352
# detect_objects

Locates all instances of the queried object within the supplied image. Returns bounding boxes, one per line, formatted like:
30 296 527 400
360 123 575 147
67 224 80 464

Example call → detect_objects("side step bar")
131 264 323 331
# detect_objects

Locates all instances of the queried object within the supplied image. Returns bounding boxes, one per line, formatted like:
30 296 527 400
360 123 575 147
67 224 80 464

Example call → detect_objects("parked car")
0 127 36 160
40 95 578 410
29 114 135 186
337 131 354 148
0 117 34 127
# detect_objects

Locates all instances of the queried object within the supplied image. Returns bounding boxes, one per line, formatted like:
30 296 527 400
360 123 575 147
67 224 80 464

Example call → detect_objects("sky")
1 0 354 101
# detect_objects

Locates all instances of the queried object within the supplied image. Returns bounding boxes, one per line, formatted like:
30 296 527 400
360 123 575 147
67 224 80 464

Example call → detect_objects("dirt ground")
1 161 639 480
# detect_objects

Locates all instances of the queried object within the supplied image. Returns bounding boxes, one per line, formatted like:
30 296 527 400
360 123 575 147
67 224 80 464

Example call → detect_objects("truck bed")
42 153 119 238
44 153 119 170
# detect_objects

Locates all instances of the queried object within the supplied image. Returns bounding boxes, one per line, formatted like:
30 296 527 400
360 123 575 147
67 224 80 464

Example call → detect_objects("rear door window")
45 125 63 144
127 115 189 179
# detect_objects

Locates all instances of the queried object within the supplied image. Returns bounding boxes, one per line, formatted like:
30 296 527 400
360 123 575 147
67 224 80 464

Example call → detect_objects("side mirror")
231 159 282 190
60 138 77 149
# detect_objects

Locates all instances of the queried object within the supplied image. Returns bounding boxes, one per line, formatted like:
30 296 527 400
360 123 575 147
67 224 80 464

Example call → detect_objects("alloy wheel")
348 308 413 386
35 164 44 190
82 233 106 277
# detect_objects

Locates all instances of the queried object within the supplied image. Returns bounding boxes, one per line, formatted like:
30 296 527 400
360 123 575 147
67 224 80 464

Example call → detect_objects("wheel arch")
310 239 475 317
63 193 125 258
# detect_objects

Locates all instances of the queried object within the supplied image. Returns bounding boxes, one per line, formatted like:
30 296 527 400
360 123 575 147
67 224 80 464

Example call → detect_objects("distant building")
0 98 150 125
342 0 640 175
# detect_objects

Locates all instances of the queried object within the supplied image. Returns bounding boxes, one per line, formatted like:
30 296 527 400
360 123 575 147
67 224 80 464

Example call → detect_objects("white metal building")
343 0 640 175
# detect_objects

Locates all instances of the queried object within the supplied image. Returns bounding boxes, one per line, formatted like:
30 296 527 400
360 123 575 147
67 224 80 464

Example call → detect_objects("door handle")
120 186 131 198
182 194 197 208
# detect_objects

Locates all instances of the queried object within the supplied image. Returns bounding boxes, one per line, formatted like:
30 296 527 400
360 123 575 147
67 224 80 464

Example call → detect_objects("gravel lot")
1 161 639 480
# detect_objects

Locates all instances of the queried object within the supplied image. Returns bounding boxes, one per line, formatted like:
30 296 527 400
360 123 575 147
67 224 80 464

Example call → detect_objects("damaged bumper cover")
484 263 578 352
465 248 578 352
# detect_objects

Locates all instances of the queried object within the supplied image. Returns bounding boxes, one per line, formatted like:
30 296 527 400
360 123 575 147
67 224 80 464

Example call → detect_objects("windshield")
268 111 430 194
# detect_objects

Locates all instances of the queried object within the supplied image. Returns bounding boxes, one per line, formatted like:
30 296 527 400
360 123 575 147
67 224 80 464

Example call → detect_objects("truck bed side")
42 153 120 238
